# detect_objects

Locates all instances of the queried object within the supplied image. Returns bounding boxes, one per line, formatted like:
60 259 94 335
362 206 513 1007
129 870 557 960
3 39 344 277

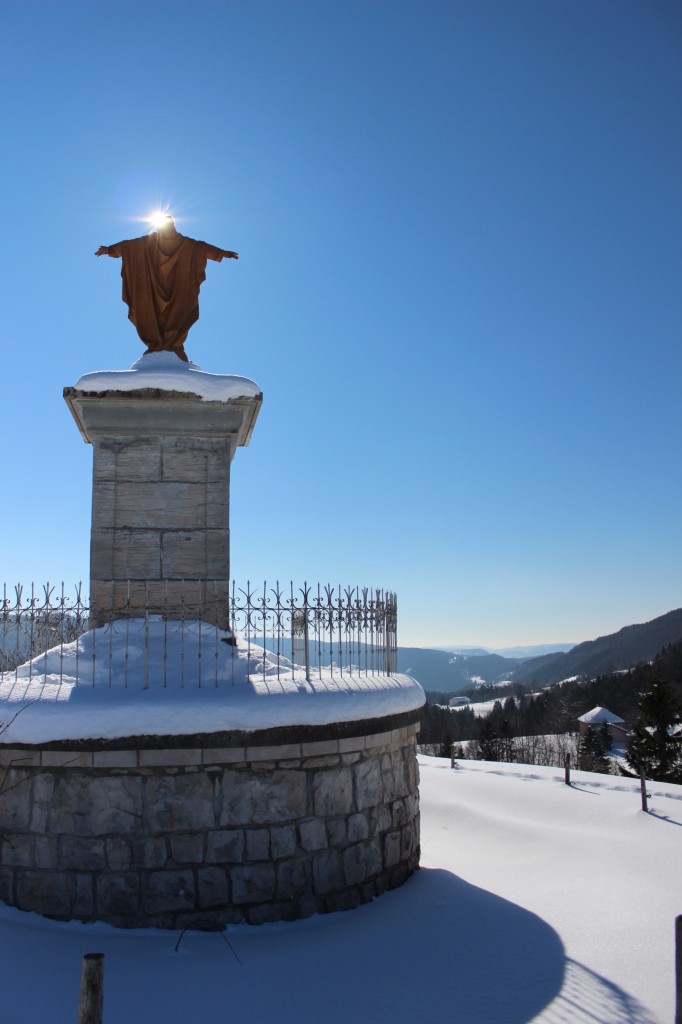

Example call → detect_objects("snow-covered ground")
1 757 678 1023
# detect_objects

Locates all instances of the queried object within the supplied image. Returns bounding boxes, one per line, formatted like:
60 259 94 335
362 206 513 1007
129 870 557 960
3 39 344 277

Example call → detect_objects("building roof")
578 706 625 726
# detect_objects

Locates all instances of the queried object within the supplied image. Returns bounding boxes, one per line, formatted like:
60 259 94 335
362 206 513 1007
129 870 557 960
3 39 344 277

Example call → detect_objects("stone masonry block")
60 837 106 871
140 838 168 869
347 812 370 843
32 772 55 804
170 833 205 864
146 774 214 834
1 835 34 868
96 438 161 482
230 864 275 905
246 744 301 762
364 731 393 750
93 750 138 768
89 529 114 577
302 755 341 769
376 804 392 834
384 831 401 869
0 771 32 830
391 799 408 829
270 824 297 859
40 751 93 769
0 867 13 905
365 838 382 877
198 867 229 908
312 768 353 817
92 442 117 481
354 759 383 811
138 749 201 767
34 836 59 869
16 870 74 918
326 819 347 847
338 736 365 754
312 849 344 896
90 482 115 528
324 888 361 914
300 739 339 757
299 820 327 852
160 530 228 579
404 794 418 822
202 748 246 765
113 530 162 580
220 770 306 826
245 829 270 861
145 870 196 914
206 829 244 864
161 437 229 483
381 764 398 803
74 874 94 918
49 776 142 836
106 838 132 871
276 858 308 900
401 823 416 859
343 844 366 887
114 482 227 530
96 872 141 919
0 749 41 768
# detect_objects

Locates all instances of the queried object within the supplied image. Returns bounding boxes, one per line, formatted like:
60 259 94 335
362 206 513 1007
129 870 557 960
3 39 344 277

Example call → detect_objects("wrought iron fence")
0 581 397 688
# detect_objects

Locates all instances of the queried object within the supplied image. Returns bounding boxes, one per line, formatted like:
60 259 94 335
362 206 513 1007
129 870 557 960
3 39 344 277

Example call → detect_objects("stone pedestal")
0 711 421 929
64 380 261 628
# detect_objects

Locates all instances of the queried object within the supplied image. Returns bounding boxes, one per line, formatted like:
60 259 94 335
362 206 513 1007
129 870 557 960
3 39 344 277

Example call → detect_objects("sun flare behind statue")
148 209 173 231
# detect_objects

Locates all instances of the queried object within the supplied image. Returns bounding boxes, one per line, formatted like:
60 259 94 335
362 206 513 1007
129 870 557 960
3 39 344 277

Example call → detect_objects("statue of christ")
96 215 238 362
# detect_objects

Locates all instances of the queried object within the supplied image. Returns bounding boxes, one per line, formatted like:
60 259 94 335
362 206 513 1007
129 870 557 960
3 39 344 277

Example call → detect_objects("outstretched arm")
205 244 239 263
95 245 121 258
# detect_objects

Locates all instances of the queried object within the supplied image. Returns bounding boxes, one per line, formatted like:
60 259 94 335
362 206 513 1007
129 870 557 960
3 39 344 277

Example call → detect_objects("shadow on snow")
0 866 655 1024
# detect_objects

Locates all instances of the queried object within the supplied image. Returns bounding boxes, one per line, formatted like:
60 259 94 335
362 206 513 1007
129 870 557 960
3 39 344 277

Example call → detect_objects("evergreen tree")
475 718 500 761
578 725 610 773
626 673 682 783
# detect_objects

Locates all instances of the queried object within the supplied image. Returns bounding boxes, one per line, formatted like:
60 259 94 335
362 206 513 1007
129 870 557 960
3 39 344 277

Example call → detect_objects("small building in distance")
578 706 627 743
449 695 472 708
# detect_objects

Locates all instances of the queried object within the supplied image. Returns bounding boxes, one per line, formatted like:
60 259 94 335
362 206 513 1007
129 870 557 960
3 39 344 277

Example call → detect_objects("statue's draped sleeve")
110 234 222 354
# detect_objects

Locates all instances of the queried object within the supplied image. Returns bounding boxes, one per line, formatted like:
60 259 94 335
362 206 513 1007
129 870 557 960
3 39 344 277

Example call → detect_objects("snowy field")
1 756 678 1023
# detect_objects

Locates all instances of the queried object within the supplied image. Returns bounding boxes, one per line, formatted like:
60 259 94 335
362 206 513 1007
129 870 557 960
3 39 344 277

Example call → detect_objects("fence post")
671 917 675 1019
77 953 104 1024
640 769 648 813
564 752 571 786
303 595 311 684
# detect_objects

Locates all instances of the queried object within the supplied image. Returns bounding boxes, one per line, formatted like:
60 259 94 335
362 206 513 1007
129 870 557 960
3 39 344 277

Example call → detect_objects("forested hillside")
420 638 682 751
510 608 682 686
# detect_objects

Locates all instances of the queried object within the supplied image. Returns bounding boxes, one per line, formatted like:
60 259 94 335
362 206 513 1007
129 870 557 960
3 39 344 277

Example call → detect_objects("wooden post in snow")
564 753 571 786
640 769 648 813
671 917 675 1019
78 953 104 1024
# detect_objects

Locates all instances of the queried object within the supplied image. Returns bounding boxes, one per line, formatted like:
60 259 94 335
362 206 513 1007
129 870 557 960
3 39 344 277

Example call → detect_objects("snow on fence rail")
0 581 398 687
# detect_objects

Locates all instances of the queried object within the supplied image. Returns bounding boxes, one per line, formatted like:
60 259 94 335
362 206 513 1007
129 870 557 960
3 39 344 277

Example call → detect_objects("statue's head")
148 210 176 235
156 214 176 234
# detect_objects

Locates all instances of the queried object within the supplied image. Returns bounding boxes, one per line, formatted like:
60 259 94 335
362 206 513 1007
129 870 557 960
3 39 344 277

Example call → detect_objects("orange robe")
107 233 227 359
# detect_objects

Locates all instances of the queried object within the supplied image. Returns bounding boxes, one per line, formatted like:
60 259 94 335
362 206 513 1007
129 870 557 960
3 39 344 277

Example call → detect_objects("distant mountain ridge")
398 608 682 695
397 647 526 693
510 608 682 687
439 643 575 660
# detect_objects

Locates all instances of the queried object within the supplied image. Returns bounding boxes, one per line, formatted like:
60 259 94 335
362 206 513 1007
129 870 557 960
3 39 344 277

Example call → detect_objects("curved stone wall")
0 713 420 928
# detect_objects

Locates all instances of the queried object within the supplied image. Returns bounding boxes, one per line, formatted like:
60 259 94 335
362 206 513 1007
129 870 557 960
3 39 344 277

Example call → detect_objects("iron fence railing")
0 582 397 688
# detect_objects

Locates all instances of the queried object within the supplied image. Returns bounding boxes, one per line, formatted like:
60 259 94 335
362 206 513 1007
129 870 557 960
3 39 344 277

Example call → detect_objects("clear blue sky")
1 1 680 648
